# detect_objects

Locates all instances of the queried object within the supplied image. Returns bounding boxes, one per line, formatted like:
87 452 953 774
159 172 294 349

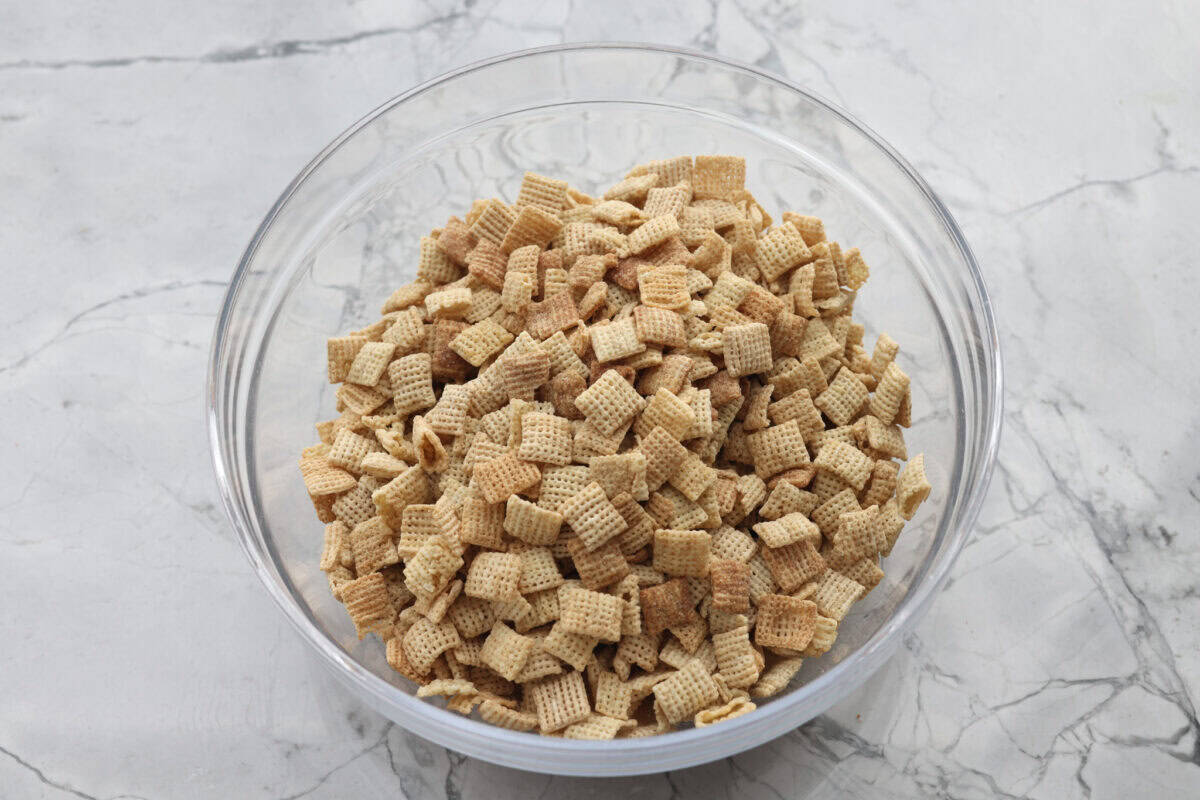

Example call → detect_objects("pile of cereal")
299 156 932 738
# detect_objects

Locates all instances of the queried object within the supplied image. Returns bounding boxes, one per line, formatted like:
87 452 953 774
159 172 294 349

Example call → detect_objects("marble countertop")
2 1 1197 798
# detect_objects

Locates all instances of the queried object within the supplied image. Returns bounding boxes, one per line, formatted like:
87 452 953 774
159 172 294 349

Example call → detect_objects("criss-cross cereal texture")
299 156 930 737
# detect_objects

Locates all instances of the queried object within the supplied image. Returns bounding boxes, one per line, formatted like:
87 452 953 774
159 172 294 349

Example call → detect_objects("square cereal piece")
517 412 573 465
536 464 591 513
640 577 698 635
574 369 646 435
340 572 395 639
758 481 818 520
755 224 812 281
402 616 462 673
741 382 774 432
812 570 866 621
563 714 631 741
710 525 757 562
469 199 517 246
754 594 817 651
800 318 841 362
430 320 472 383
559 585 624 642
372 466 430 528
633 305 687 347
460 492 505 550
635 388 695 441
500 270 534 314
638 264 690 310
516 171 568 213
862 459 900 508
464 551 522 603
573 418 628 462
639 425 690 491
760 539 826 593
605 173 659 203
627 155 694 187
345 341 397 387
450 319 515 367
643 183 693 218
473 453 541 504
692 155 746 201
378 311 423 356
668 454 717 502
711 624 759 688
542 620 599 671
812 488 862 537
529 670 592 733
723 322 773 377
558 481 626 551
403 537 463 600
387 353 437 414
612 491 656 555
653 659 720 724
813 440 874 490
326 428 374 473
627 215 681 255
447 596 498 640
816 368 869 427
747 419 811 480
752 512 820 549
466 239 508 289
768 387 825 441
480 622 535 681
425 286 472 319
500 205 562 254
769 311 808 359
349 516 399 575
588 452 649 501
841 557 884 593
652 529 712 578
504 495 563 546
590 318 645 363
327 334 368 383
515 545 564 594
897 453 931 520
568 537 631 591
709 558 750 613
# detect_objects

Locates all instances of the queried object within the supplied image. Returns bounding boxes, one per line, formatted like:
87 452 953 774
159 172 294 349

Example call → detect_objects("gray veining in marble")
1 1 1197 798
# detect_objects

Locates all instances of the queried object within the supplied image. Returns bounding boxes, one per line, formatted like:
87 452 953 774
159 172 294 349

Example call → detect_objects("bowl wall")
210 44 1000 776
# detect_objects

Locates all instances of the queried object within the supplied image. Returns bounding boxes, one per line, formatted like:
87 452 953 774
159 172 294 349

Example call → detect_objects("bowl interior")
220 45 993 776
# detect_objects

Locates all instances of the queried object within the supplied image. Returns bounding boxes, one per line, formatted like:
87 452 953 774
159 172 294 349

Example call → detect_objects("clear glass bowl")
207 43 1002 776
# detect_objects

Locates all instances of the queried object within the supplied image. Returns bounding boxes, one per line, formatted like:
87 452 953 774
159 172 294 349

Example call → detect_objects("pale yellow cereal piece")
450 319 515 367
627 215 682 255
746 419 811 480
712 624 760 688
372 466 430 528
758 481 818 521
588 452 649 501
425 286 472 320
516 411 572 466
653 659 720 724
723 322 773 377
760 538 826 593
626 155 694 187
480 622 535 681
402 615 462 673
344 341 396 387
418 235 460 285
504 495 563 546
604 173 659 203
469 199 517 246
692 155 745 201
542 621 599 671
755 224 812 281
633 305 687 347
464 552 522 604
816 368 869 427
652 529 711 578
403 536 463 601
710 525 757 563
536 464 591 513
753 512 820 549
500 205 562 254
643 183 693 218
516 171 568 213
590 317 645 363
812 439 874 491
558 481 626 552
568 537 631 591
755 594 817 651
897 453 931 520
635 387 695 441
639 425 689 492
695 696 756 727
870 361 910 426
447 596 498 640
386 353 436 415
574 369 646 435
812 569 866 622
529 670 592 733
668 453 718 502
348 516 398 576
812 488 862 537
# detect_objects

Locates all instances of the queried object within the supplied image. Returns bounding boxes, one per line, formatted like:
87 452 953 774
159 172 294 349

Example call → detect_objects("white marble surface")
2 1 1198 797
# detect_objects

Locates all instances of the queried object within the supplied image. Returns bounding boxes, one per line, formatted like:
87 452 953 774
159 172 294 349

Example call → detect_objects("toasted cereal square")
514 545 564 594
627 215 682 255
653 659 720 724
640 577 698 635
760 539 826 593
827 505 883 569
813 440 874 491
812 488 862 536
862 459 900 508
812 570 866 621
516 412 572 466
371 466 430 528
473 453 541 504
590 318 645 363
635 388 695 441
464 552 522 603
504 495 563 546
841 557 884 593
530 670 592 733
652 529 712 578
755 594 817 651
517 171 568 213
425 286 473 320
747 419 811 480
711 624 759 688
710 525 757 563
633 305 687 347
668 454 718 502
327 428 374 473
450 319 515 367
692 155 746 201
469 199 517 246
402 616 462 673
327 335 368 383
536 464 590 514
345 341 397 387
559 585 624 642
637 264 690 310
459 492 504 549
643 183 692 218
568 537 631 591
897 453 931 520
387 353 437 415
403 536 463 601
758 481 817 520
340 572 395 639
588 452 649 501
466 239 508 289
349 516 399 575
639 425 690 492
558 481 626 552
574 369 646 435
627 155 694 187
709 558 750 612
447 596 498 640
816 368 869 427
757 224 813 282
563 714 630 741
752 512 819 549
501 205 562 254
479 622 535 681
723 323 773 377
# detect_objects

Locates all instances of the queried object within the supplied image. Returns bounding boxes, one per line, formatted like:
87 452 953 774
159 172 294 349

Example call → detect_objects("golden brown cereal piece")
479 622 535 681
469 199 517 247
403 616 462 673
753 512 819 549
813 439 874 490
589 452 649 501
669 454 718 503
627 155 694 187
436 217 476 264
641 577 698 635
558 481 626 552
633 305 687 347
371 465 430 528
300 456 357 498
695 696 756 727
563 714 630 740
652 529 711 578
410 415 448 473
558 585 624 642
637 263 689 311
349 516 399 576
758 481 817 521
574 369 646 435
529 670 592 733
812 570 866 621
692 155 746 201
418 236 460 285
627 214 682 255
841 557 884 593
756 224 812 281
479 699 539 731
473 453 541 504
501 205 562 254
639 425 690 492
612 491 656 556
761 537 826 593
897 453 931 519
386 353 436 415
450 319 515 367
328 335 368 382
709 559 750 613
811 487 861 537
755 594 817 651
826 506 883 569
341 572 395 639
723 322 773 377
816 368 869 427
711 624 759 688
517 171 568 213
741 382 774 432
870 361 910 425
466 239 508 289
345 341 396 387
404 537 463 600
464 552 522 603
653 659 720 724
516 411 572 466
504 495 563 546
636 388 695 441
590 317 645 363
456 493 503 551
643 183 693 218
861 459 900 508
747 419 811 480
447 596 498 640
868 332 899 384
568 537 631 591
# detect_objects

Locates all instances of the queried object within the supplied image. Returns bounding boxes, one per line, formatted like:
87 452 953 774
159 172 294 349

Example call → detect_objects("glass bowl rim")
207 41 1004 765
